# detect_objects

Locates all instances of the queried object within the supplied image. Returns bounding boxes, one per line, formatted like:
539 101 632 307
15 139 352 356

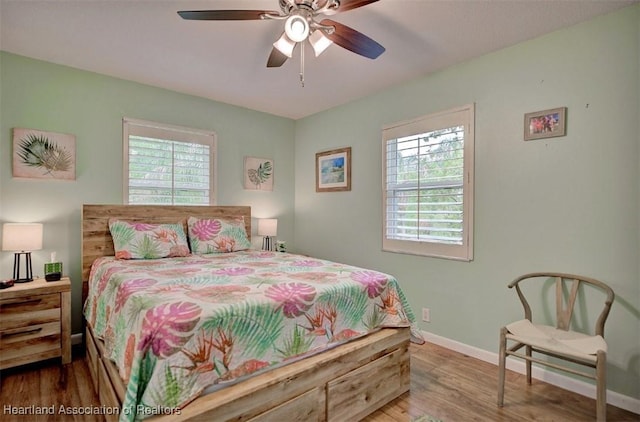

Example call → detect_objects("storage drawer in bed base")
85 326 410 421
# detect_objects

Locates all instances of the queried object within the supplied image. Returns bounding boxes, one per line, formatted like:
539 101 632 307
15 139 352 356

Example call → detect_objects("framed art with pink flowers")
524 107 567 141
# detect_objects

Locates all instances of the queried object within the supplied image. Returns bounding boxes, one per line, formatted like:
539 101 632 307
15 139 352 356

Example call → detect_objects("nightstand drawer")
0 321 62 367
0 327 62 369
0 293 61 331
0 321 61 345
0 293 60 312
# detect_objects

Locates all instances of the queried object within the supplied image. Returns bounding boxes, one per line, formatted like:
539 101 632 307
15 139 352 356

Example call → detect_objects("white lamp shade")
309 30 333 56
273 33 296 58
258 219 278 237
2 223 43 251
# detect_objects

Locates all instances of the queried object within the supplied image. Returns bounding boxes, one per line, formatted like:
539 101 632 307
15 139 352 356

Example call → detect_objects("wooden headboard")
81 204 251 301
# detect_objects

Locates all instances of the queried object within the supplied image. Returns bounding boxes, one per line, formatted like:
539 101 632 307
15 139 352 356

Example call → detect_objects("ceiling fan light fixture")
309 29 333 56
284 14 309 43
179 0 385 76
273 32 296 58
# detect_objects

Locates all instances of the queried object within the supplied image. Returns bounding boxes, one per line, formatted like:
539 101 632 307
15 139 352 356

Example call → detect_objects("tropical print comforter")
84 250 420 421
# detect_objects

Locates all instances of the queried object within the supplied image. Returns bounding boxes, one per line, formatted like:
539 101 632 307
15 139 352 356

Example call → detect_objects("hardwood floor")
366 342 638 422
0 343 637 421
1 346 102 421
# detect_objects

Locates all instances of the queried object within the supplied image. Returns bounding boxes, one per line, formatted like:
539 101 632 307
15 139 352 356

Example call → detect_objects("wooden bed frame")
81 204 410 422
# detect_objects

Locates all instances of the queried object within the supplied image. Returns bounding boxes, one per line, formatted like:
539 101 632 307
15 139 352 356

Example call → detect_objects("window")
382 104 474 261
123 118 216 205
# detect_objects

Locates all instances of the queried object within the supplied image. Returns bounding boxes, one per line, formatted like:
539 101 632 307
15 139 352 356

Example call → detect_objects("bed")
82 204 417 422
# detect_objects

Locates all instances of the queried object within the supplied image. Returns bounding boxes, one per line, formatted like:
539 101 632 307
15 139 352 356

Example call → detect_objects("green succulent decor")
17 133 73 177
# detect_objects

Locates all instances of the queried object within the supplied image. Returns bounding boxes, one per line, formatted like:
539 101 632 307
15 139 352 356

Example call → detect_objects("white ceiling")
1 0 636 119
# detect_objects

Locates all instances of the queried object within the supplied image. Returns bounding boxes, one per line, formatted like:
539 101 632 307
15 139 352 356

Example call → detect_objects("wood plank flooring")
366 343 638 422
0 343 637 421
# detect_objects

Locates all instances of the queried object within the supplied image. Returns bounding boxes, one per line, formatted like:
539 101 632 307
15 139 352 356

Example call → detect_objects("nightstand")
0 277 71 370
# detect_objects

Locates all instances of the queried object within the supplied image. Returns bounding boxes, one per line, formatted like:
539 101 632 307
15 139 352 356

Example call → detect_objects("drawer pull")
1 299 43 309
0 327 43 339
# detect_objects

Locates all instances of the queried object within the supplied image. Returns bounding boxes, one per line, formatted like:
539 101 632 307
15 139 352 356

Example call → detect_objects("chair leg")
526 345 532 384
596 350 606 422
498 327 507 407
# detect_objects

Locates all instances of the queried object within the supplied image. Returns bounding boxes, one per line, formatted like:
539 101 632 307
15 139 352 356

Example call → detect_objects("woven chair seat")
506 319 606 362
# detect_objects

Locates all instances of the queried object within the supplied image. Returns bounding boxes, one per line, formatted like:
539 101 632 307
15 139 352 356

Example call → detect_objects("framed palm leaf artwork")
244 156 274 191
12 128 76 180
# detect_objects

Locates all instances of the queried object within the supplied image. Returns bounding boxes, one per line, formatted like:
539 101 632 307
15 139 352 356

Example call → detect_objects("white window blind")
123 118 216 205
382 104 474 260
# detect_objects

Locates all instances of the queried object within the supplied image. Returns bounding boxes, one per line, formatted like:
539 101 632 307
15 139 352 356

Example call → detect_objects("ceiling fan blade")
320 19 385 59
336 0 379 12
177 10 278 21
267 47 289 68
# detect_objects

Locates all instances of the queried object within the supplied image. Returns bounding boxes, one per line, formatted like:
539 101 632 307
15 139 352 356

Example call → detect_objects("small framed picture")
524 107 567 141
244 156 274 191
316 147 351 192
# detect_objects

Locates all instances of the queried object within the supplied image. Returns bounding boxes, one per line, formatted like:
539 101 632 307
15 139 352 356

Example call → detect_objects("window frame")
382 104 475 261
122 117 217 205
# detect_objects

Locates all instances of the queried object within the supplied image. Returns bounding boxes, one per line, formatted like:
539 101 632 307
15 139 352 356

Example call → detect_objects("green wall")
0 53 296 334
294 6 639 399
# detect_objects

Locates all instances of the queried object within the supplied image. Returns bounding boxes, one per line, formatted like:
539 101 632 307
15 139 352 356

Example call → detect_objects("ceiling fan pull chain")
300 42 305 88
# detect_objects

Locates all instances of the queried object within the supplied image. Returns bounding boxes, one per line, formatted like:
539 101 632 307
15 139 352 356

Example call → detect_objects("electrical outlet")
422 307 431 322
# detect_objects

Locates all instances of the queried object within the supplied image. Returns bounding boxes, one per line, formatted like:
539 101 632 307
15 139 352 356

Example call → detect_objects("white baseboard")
421 330 640 416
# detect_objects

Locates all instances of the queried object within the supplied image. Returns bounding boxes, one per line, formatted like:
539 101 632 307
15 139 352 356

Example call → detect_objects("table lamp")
2 223 43 282
258 219 277 251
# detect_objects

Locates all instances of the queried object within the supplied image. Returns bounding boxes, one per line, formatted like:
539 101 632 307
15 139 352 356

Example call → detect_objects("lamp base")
12 251 34 283
14 278 34 283
262 236 273 251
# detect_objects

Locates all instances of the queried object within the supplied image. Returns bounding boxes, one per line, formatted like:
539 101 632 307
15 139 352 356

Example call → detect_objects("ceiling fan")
178 0 385 79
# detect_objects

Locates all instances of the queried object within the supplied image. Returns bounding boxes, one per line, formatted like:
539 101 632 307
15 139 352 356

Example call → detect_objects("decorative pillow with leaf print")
108 219 191 260
187 216 252 253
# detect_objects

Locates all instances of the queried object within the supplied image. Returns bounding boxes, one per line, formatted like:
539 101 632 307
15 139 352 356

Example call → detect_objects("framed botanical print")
244 156 274 191
12 128 76 180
